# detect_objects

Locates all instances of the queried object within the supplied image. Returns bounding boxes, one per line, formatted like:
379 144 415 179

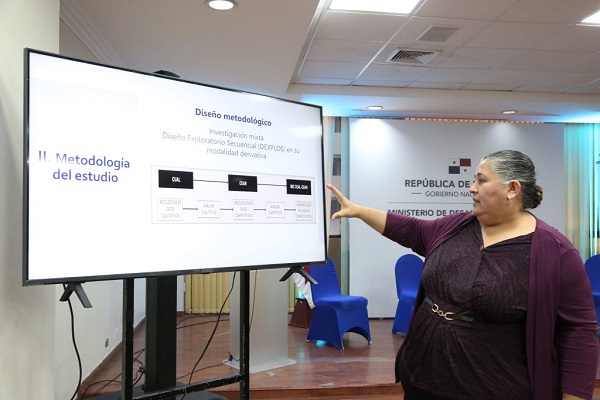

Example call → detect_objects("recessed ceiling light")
367 105 384 110
502 110 517 115
329 0 420 14
581 9 600 25
205 0 238 11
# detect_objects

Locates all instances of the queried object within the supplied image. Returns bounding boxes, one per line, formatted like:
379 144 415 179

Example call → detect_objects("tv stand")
91 384 225 400
95 272 251 400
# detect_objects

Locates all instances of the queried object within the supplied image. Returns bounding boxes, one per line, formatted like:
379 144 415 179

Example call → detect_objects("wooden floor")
81 314 600 400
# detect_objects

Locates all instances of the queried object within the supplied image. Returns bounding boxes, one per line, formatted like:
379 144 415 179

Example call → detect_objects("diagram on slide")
151 166 316 224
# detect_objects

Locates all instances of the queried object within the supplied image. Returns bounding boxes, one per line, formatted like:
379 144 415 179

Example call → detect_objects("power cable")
64 283 83 400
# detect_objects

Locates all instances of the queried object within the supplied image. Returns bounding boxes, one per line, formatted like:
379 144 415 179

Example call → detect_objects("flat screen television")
23 49 327 285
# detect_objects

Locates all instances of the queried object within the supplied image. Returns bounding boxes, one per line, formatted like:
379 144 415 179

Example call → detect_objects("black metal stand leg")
279 266 316 284
122 278 135 400
240 270 250 400
60 282 93 308
145 276 177 398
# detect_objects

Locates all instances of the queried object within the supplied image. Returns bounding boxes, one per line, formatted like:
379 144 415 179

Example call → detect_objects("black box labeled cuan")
228 174 258 192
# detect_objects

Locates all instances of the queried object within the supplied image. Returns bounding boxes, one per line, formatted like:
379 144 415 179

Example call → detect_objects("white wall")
348 119 565 317
0 1 59 399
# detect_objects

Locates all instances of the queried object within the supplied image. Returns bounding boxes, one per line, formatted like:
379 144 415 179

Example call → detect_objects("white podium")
227 268 296 373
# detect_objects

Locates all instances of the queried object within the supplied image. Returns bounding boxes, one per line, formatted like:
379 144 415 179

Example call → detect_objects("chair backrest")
308 258 342 302
585 255 600 291
395 254 424 297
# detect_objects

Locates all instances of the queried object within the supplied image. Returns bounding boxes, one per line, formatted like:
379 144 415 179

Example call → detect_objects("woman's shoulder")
437 210 476 226
533 217 579 252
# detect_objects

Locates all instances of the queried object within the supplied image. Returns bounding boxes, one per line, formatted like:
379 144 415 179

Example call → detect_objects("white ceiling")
59 0 600 123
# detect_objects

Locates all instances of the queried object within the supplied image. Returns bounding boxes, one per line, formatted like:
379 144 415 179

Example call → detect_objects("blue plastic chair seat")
316 295 368 310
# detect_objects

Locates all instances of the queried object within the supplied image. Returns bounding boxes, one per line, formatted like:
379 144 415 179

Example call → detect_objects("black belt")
424 297 474 322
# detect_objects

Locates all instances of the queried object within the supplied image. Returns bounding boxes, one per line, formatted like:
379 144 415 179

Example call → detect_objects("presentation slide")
23 50 327 285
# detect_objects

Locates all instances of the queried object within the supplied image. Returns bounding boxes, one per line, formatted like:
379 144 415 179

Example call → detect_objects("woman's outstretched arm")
328 183 387 234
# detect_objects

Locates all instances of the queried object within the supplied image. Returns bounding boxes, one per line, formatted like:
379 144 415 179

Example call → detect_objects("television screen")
23 49 327 285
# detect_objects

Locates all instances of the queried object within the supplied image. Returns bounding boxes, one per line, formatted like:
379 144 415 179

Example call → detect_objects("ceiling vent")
386 49 440 65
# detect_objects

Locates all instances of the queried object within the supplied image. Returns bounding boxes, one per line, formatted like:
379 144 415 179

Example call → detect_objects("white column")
228 269 295 373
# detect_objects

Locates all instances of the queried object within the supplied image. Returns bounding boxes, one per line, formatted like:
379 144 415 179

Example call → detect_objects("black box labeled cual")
158 170 194 189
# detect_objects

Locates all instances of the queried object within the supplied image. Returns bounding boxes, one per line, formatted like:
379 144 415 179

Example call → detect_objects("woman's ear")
507 179 522 199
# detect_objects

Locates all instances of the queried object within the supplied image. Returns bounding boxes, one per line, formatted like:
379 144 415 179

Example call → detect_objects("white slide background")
348 119 564 317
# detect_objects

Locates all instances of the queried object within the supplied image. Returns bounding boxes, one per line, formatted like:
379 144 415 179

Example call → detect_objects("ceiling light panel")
329 0 421 14
581 9 600 25
205 0 237 11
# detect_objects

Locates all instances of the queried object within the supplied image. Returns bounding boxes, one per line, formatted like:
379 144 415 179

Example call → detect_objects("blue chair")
306 259 371 350
392 254 424 335
584 255 600 332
